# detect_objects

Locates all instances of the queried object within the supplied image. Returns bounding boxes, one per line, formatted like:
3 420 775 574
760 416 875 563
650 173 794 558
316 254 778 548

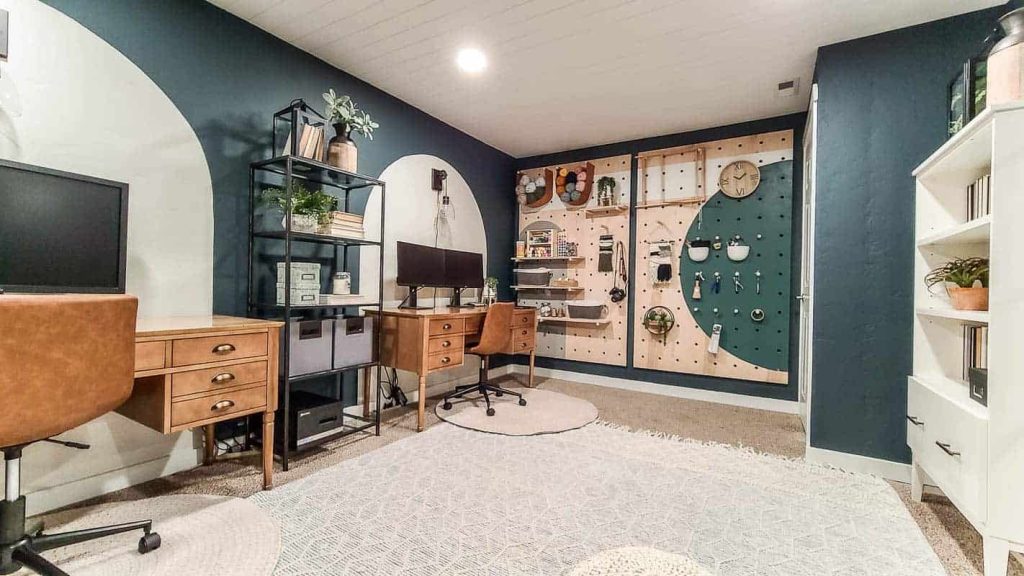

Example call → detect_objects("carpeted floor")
63 374 1020 575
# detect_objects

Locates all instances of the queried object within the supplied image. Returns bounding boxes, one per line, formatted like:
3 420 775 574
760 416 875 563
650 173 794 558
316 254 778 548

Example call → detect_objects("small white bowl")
687 247 710 262
726 245 750 262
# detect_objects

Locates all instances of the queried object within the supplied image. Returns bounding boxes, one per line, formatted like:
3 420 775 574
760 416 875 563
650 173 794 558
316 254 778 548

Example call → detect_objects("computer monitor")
395 241 446 308
0 160 129 294
444 248 483 307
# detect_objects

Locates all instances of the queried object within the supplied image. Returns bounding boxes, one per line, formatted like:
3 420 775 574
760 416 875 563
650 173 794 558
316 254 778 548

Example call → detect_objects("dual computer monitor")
396 241 483 308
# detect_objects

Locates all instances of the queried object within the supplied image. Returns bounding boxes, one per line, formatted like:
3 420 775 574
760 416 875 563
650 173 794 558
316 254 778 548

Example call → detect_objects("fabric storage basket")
284 319 333 376
334 316 375 369
567 301 608 320
514 267 551 286
276 261 321 286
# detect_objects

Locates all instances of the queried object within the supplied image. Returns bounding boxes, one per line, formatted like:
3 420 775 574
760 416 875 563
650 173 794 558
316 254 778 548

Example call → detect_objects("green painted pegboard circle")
679 160 792 372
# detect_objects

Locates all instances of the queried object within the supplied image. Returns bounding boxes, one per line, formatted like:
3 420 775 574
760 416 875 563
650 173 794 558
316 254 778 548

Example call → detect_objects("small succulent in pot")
924 257 990 310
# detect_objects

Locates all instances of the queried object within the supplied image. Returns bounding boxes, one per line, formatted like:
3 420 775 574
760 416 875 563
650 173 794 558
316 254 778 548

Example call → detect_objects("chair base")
0 496 160 576
440 356 528 417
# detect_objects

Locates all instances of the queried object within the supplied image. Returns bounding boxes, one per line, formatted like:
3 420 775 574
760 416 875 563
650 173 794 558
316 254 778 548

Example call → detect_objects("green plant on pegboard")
642 306 675 344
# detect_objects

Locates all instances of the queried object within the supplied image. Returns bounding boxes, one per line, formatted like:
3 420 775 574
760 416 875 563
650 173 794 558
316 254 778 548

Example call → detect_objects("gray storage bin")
284 319 333 377
514 267 551 286
334 317 375 369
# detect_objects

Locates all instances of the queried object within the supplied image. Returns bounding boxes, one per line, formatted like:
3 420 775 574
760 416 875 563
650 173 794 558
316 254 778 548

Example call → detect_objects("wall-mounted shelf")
511 285 584 291
584 205 628 217
915 307 989 325
511 256 584 263
916 215 991 247
538 317 610 326
636 197 704 209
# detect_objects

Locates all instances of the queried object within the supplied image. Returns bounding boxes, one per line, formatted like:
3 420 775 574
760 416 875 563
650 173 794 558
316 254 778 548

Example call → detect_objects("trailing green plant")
596 176 617 193
260 183 338 224
485 277 498 290
924 257 989 290
322 89 380 140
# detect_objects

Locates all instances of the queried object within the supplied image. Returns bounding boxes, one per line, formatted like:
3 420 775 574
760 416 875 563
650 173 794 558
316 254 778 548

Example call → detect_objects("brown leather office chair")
441 302 527 417
0 295 160 576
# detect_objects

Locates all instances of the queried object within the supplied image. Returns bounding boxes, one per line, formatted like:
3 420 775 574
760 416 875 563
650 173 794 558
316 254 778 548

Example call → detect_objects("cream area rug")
251 422 944 575
17 495 279 576
569 547 712 576
434 388 598 435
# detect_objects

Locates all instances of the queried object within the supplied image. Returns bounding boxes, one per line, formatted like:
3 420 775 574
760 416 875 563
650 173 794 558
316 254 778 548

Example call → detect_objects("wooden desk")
370 306 537 431
118 315 283 489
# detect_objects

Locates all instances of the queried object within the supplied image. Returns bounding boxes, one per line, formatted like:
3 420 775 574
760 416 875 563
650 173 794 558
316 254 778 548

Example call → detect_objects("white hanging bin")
726 245 750 262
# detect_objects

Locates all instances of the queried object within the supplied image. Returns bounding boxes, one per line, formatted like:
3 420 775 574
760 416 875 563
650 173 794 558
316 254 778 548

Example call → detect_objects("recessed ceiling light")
457 48 487 74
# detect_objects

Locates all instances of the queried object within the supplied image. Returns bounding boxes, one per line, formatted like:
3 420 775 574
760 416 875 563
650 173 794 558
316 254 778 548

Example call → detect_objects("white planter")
687 247 710 262
726 245 750 262
282 214 319 233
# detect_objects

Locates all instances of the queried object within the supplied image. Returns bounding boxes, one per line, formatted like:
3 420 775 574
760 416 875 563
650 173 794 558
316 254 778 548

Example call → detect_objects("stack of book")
967 174 991 220
320 211 365 239
282 123 326 161
963 324 988 380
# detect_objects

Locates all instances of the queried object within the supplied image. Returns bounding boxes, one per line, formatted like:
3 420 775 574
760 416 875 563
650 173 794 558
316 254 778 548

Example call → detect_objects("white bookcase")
911 102 1024 576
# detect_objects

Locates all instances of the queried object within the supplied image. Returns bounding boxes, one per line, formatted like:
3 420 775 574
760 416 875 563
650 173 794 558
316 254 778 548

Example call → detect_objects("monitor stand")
448 288 475 308
398 286 433 310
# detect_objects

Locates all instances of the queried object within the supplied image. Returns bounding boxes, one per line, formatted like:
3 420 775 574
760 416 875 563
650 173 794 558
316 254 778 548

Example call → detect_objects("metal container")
334 316 375 369
514 267 552 286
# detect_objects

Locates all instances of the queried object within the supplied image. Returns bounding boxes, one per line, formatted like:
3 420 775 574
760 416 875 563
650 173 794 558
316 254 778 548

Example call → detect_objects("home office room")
0 1 1022 575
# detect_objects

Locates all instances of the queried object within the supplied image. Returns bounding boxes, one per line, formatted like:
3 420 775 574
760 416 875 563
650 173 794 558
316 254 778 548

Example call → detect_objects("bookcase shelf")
915 307 989 325
916 215 990 247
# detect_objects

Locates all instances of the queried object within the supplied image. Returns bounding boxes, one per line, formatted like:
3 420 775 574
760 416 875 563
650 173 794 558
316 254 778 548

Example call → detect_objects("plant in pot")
260 183 338 234
596 176 617 206
924 256 990 311
322 89 379 173
483 276 498 305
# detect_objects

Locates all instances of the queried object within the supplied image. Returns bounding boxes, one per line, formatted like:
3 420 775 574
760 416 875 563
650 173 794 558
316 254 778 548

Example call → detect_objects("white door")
798 85 818 433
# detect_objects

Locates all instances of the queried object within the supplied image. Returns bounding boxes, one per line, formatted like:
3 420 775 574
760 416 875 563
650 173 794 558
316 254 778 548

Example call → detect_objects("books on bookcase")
962 324 988 380
281 124 325 161
318 211 365 239
966 174 991 220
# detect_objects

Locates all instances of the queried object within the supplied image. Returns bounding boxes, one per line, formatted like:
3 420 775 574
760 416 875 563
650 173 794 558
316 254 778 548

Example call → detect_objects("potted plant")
260 183 338 233
596 176 617 206
483 276 498 305
322 89 379 172
925 256 990 310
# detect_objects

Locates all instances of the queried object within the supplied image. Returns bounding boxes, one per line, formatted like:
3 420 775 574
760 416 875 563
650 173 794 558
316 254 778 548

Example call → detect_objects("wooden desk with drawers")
372 306 537 432
118 315 283 489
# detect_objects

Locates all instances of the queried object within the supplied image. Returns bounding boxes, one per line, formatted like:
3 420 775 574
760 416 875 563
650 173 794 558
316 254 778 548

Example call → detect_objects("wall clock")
719 160 761 199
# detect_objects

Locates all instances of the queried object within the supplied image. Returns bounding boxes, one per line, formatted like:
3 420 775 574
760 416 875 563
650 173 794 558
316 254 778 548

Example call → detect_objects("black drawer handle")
935 441 961 457
212 343 236 355
211 400 235 412
906 415 924 427
211 372 236 384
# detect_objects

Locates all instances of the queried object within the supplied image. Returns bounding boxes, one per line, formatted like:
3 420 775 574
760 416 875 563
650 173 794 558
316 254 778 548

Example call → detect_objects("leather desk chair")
0 295 161 576
440 302 527 417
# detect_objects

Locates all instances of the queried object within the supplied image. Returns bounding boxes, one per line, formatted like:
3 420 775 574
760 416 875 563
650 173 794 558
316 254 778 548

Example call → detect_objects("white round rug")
569 547 713 576
17 495 279 576
435 388 598 435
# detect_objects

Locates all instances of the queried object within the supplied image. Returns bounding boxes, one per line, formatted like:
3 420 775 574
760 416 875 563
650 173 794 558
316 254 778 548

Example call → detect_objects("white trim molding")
805 446 911 483
515 365 800 414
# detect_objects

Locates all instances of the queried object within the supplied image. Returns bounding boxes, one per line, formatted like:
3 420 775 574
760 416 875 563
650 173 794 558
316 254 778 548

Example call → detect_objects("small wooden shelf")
511 285 584 291
511 256 584 263
917 215 991 247
636 198 704 209
538 317 609 326
909 374 988 421
584 205 628 216
916 307 989 324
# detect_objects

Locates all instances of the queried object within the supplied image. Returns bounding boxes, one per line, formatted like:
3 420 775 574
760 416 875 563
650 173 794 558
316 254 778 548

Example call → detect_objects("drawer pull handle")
212 343 236 355
442 340 452 348
441 356 451 364
211 400 235 412
211 372 236 384
442 323 452 330
906 415 924 426
935 441 961 457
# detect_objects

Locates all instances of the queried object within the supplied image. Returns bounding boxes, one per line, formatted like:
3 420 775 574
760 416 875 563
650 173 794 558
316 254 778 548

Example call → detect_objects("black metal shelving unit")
247 101 385 471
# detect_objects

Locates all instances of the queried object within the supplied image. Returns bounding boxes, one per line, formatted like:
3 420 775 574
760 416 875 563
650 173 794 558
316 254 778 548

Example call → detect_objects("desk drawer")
510 338 533 354
429 318 465 337
513 326 535 343
428 335 464 355
464 315 483 335
135 341 166 372
172 361 267 398
172 333 267 367
171 384 267 427
428 350 464 372
513 310 536 328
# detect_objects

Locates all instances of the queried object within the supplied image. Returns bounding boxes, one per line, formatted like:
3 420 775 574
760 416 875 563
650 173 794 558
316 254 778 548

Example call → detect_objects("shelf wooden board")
511 256 584 262
538 317 610 326
511 285 584 291
909 374 988 421
636 198 704 209
584 205 628 216
916 307 989 324
917 215 991 247
913 102 1024 184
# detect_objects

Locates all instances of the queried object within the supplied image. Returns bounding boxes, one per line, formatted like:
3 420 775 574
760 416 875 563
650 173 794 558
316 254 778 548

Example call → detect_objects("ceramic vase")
327 123 358 172
987 7 1024 105
948 286 989 311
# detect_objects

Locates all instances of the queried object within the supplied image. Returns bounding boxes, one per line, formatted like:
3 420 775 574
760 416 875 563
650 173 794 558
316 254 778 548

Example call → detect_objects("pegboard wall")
633 130 792 384
516 155 631 367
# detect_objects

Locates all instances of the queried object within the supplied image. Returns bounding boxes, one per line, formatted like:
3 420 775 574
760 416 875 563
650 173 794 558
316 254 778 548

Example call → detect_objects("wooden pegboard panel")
516 155 631 367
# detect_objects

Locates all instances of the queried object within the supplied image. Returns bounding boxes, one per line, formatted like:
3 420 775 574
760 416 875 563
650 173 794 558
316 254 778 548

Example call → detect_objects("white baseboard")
515 365 800 414
805 445 911 482
26 445 203 516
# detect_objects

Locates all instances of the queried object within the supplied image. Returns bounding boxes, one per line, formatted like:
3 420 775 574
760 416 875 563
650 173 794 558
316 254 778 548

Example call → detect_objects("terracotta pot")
948 286 989 311
327 123 357 172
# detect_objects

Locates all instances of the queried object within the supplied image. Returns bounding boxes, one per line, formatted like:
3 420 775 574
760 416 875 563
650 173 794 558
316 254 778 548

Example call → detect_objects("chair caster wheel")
139 532 161 554
486 408 495 417
519 398 527 406
495 391 503 397
442 402 453 411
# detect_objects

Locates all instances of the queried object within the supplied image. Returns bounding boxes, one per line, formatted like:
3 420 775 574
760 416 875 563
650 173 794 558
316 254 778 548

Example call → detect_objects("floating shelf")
636 198 704 209
916 307 989 325
511 256 584 263
584 205 628 216
511 285 584 291
538 317 610 326
917 215 991 247
909 374 988 421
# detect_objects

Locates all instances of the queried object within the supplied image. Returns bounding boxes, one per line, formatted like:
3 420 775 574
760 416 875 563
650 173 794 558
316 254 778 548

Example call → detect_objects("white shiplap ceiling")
208 0 1002 157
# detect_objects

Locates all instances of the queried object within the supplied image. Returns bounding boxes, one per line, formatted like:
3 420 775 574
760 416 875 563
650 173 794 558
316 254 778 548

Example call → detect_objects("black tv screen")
444 248 483 288
396 241 445 287
0 160 129 293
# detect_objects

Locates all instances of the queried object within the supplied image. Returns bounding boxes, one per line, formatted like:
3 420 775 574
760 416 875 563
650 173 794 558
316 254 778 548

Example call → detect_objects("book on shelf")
966 174 991 220
329 211 364 224
962 325 988 380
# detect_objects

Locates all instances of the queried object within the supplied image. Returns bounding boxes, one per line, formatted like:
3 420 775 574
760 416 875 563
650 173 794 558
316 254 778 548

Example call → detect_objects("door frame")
798 84 818 437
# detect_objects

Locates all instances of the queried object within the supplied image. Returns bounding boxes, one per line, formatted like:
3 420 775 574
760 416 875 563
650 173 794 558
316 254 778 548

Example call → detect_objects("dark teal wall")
810 6 1004 462
515 114 805 401
42 0 516 315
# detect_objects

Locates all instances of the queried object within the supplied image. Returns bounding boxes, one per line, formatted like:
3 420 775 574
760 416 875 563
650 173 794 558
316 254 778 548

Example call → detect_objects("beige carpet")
21 495 278 576
568 547 715 576
435 387 598 435
60 374 1020 576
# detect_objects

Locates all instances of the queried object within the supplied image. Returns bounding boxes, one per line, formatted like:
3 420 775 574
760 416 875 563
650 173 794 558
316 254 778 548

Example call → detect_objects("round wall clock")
719 160 761 199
